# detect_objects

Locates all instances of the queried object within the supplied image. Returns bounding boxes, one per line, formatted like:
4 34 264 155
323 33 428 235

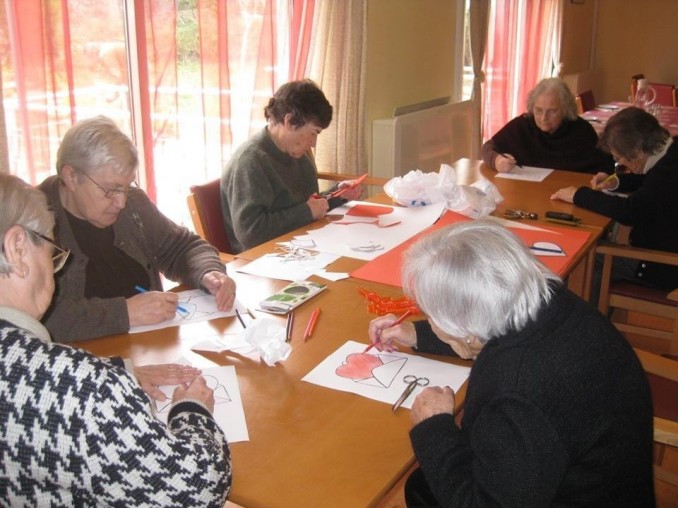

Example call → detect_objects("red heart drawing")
336 353 383 380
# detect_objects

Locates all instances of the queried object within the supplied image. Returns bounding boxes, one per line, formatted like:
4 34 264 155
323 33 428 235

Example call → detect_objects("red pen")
364 308 414 353
304 307 321 342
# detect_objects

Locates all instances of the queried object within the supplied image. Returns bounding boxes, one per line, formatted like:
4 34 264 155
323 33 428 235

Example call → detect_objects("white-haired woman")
482 77 613 173
39 115 237 342
0 174 231 506
368 220 654 506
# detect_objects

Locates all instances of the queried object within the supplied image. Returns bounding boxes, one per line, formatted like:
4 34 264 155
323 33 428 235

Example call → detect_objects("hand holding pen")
591 171 619 190
366 309 417 352
127 286 184 327
495 152 522 173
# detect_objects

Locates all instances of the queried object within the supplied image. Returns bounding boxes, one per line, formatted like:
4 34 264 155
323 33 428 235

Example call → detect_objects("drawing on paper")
335 352 406 388
176 294 225 320
155 374 232 414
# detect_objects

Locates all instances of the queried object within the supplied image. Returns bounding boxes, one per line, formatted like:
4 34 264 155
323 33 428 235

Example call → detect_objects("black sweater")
410 285 654 507
574 138 678 289
482 114 613 173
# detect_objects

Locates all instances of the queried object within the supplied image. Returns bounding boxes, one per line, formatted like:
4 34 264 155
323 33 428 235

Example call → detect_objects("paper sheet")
235 250 340 281
495 165 554 182
303 340 471 409
306 201 447 261
153 365 249 443
129 290 245 334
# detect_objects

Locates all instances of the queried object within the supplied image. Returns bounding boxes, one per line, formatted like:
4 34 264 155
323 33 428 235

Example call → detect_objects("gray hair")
0 173 54 275
527 77 578 121
56 115 138 178
599 106 670 159
401 220 560 342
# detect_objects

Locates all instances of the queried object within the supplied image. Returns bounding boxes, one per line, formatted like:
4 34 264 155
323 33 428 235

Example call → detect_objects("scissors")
392 375 430 412
504 209 538 220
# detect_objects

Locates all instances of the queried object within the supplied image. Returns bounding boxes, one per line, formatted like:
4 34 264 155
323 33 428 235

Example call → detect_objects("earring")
465 337 473 345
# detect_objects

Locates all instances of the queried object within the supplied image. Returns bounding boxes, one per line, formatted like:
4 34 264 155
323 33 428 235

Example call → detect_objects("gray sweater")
39 176 226 342
220 128 321 253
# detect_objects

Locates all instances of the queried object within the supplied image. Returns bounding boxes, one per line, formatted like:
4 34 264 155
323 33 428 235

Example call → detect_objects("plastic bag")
383 164 503 218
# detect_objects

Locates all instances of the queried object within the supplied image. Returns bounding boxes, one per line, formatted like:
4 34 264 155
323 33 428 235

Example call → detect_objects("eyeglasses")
533 108 560 119
27 229 70 273
81 171 137 200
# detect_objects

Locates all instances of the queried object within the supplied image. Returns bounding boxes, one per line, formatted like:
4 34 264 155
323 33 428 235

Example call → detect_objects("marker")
529 246 564 254
134 285 188 314
304 308 321 342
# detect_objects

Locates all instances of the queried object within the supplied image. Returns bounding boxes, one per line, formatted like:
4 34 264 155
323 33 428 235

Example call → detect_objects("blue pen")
135 285 188 314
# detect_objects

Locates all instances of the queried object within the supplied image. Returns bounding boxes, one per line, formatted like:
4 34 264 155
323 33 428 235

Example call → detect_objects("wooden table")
237 159 611 301
582 101 678 137
74 259 471 508
73 162 609 506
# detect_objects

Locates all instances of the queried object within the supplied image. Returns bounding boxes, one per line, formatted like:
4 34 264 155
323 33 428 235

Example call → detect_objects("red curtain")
1 0 315 219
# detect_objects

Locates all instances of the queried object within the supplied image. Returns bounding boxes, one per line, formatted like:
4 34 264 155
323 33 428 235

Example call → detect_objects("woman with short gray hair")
482 77 613 173
368 220 654 506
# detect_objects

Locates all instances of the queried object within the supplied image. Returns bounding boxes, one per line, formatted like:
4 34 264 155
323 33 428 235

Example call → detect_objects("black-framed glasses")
81 171 138 200
27 229 70 273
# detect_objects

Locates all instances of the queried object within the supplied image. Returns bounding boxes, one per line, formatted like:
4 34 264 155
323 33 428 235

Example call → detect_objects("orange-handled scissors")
392 375 429 412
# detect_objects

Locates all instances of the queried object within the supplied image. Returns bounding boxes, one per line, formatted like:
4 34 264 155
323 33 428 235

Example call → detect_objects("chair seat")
611 280 678 307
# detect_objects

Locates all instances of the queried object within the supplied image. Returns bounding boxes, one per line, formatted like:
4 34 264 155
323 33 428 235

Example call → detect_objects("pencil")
364 308 414 353
235 308 247 329
285 312 294 342
135 285 188 314
304 308 321 342
594 172 618 190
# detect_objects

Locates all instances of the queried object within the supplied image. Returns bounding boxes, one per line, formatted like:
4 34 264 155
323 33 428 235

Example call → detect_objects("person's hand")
134 363 202 401
172 376 215 413
590 172 619 190
368 314 417 352
127 291 179 327
410 386 456 426
495 153 517 173
306 195 329 219
202 271 236 311
337 180 363 201
550 186 577 203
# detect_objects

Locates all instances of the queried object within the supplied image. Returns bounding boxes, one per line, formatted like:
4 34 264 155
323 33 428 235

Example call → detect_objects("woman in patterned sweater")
0 174 232 507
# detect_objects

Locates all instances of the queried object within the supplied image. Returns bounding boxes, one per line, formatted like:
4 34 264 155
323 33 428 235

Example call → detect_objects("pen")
134 285 188 314
364 308 414 353
304 307 321 342
285 312 294 342
529 246 564 254
499 152 523 168
235 308 247 329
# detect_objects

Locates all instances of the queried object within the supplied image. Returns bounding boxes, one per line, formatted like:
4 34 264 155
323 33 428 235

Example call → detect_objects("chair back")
187 179 233 254
633 348 678 501
576 90 596 113
596 241 678 356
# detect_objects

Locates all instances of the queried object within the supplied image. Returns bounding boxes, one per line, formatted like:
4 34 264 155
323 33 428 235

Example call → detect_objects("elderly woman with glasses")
38 115 237 342
0 173 231 505
482 77 613 174
551 106 678 291
367 220 654 507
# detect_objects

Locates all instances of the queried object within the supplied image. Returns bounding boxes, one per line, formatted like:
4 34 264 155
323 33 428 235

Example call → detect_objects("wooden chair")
575 90 596 114
596 241 678 356
633 348 678 503
186 179 233 254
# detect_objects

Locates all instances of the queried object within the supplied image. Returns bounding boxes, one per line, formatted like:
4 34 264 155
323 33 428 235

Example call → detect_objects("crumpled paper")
241 318 292 366
384 164 504 218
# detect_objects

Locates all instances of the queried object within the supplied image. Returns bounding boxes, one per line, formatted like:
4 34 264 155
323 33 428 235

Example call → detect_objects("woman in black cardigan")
368 220 654 507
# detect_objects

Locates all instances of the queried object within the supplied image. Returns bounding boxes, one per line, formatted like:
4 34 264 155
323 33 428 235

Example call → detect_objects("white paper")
129 291 246 334
236 251 340 281
495 166 554 182
302 340 471 409
191 332 253 353
153 365 249 443
306 201 447 261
